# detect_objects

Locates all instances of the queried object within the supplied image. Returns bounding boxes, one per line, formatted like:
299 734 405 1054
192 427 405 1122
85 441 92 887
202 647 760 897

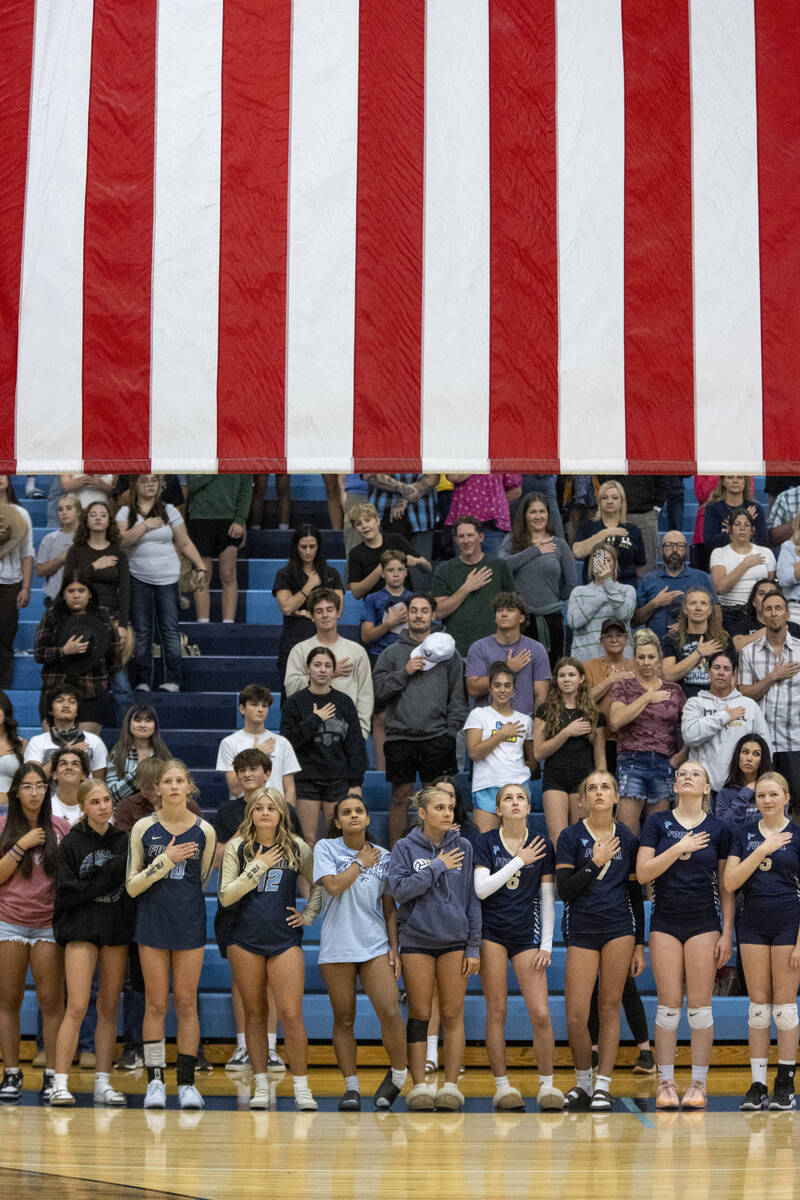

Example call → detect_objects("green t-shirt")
432 555 515 656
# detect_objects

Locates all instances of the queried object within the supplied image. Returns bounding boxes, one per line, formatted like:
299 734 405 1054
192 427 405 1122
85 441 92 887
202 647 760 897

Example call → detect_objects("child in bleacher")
34 493 81 606
215 684 300 809
464 662 534 834
359 550 413 663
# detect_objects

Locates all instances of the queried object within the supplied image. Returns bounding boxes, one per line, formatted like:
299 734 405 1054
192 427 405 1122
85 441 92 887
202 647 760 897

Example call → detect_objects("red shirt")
609 677 685 758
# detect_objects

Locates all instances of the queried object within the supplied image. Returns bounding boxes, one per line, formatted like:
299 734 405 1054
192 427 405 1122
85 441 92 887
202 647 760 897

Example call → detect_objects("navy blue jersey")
474 828 555 946
218 837 323 957
556 820 638 941
639 811 730 917
127 815 216 950
730 821 800 910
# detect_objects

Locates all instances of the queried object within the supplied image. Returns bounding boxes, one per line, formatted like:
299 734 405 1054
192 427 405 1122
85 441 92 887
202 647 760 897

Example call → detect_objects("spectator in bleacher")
117 474 207 693
660 475 688 534
661 588 728 699
735 580 800 654
338 474 369 561
215 684 300 808
284 588 373 739
767 482 800 548
280 647 367 848
247 473 291 531
464 662 534 833
105 705 171 807
186 474 253 624
633 530 720 640
33 574 122 735
710 512 776 639
273 524 344 691
365 472 439 563
48 746 89 825
431 516 515 657
465 592 550 717
0 483 34 690
572 480 646 587
702 475 768 556
443 473 522 557
714 733 773 832
499 492 576 665
519 473 565 538
595 475 666 575
0 692 26 810
58 472 117 513
373 594 467 846
681 650 771 793
347 503 430 599
776 511 800 625
584 619 634 775
35 494 81 607
359 550 413 664
566 544 636 662
24 685 107 779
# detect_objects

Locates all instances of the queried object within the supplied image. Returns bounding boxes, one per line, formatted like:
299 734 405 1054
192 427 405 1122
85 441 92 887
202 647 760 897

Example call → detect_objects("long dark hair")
129 475 169 525
288 523 331 580
51 571 102 621
746 579 782 630
723 733 773 790
325 791 373 840
109 705 171 778
0 691 24 764
510 492 555 553
73 500 122 548
0 763 60 878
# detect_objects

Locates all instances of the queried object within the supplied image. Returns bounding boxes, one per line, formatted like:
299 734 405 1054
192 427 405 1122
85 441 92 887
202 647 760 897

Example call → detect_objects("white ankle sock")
750 1058 768 1086
576 1069 593 1093
493 1075 510 1091
391 1068 407 1088
54 1073 68 1091
595 1074 611 1094
426 1036 438 1064
293 1075 309 1094
539 1074 554 1089
344 1075 359 1093
268 1033 277 1052
691 1064 709 1086
236 1033 246 1051
658 1065 675 1084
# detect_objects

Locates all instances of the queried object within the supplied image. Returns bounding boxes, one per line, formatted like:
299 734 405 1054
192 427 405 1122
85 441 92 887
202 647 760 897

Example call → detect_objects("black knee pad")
407 1018 428 1043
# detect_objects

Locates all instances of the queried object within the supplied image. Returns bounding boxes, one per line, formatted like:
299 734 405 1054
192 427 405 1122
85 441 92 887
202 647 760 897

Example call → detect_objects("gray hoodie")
373 630 467 741
681 687 771 792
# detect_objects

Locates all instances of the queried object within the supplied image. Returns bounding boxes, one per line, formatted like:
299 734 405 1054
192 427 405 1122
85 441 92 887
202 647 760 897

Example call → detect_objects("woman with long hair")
662 587 728 699
715 734 774 831
534 657 606 846
710 512 775 639
273 523 344 692
0 763 71 1104
702 475 768 560
218 787 321 1110
566 544 636 662
499 492 576 664
105 705 171 807
572 480 646 588
313 792 406 1111
0 691 26 810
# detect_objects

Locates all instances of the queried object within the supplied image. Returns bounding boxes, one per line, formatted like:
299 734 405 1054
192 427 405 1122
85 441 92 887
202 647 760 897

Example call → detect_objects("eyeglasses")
20 782 47 793
661 542 686 550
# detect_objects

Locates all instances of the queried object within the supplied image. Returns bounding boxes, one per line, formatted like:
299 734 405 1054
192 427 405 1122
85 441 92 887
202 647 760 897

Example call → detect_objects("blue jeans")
129 577 182 688
110 666 134 723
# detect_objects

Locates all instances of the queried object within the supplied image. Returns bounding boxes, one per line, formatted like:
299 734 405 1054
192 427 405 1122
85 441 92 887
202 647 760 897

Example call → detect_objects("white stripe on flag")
150 0 222 472
556 0 626 473
691 0 764 474
285 1 360 472
15 0 94 472
420 0 491 473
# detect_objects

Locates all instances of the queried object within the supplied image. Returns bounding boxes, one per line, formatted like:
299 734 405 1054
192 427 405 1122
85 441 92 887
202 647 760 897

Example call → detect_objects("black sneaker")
39 1070 55 1105
373 1069 402 1110
0 1069 23 1105
739 1081 769 1111
768 1080 795 1111
338 1089 361 1111
114 1047 144 1071
564 1086 592 1112
632 1050 656 1075
195 1048 213 1072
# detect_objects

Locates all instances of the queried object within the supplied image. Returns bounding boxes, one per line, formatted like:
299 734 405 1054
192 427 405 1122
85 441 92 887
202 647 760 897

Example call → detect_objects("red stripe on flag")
217 0 291 473
622 0 695 474
488 0 559 474
0 2 35 473
755 1 800 473
82 0 157 473
352 0 425 472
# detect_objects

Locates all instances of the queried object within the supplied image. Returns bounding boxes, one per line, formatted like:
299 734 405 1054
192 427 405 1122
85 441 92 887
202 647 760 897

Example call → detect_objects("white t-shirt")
116 503 183 586
76 476 115 509
24 731 108 772
35 529 75 600
215 728 301 791
710 543 776 606
313 837 391 964
463 706 533 792
50 794 83 826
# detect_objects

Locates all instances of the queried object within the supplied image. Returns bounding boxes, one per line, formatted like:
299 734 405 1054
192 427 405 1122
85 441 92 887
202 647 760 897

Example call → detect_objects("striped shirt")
767 487 800 532
738 631 800 752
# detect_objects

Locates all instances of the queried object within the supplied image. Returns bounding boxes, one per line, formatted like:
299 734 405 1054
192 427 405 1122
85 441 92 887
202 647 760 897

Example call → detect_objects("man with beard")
632 530 720 640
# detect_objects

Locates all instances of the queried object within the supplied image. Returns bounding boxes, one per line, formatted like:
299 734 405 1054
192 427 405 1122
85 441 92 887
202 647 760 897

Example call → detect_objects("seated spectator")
465 592 551 716
0 481 34 690
105 704 171 806
186 473 253 623
360 551 413 663
365 472 439 562
443 473 521 556
566 544 636 662
710 511 776 639
633 530 720 640
347 503 429 599
584 619 634 773
595 475 666 574
661 588 728 699
734 580 800 654
215 683 300 807
35 494 81 606
681 650 771 793
33 574 121 735
464 661 534 832
767 482 800 548
776 510 800 626
499 492 576 664
714 734 773 831
284 589 373 739
272 524 344 692
24 685 107 778
573 479 646 586
431 516 515 656
0 691 26 810
48 746 90 825
702 474 768 561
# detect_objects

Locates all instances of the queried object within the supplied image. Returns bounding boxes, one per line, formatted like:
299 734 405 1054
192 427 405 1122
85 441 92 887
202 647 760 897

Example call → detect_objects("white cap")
409 631 456 671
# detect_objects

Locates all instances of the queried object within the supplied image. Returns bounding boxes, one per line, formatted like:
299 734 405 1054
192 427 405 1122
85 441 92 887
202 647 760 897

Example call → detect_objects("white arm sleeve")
473 857 524 900
540 881 556 953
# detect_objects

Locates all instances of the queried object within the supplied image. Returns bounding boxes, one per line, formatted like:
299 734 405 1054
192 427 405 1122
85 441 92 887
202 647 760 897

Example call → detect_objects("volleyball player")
218 787 322 1111
556 771 644 1112
50 780 135 1105
126 759 216 1110
725 772 800 1111
314 791 407 1110
637 761 734 1110
473 782 564 1111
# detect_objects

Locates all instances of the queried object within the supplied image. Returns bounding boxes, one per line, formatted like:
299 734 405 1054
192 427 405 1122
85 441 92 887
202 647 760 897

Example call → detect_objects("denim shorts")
0 920 56 945
472 780 532 813
616 751 675 804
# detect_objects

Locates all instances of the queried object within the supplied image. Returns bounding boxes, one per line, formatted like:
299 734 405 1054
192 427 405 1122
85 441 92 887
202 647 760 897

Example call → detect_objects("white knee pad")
748 1002 772 1029
656 1004 681 1030
687 1006 713 1030
772 1004 799 1031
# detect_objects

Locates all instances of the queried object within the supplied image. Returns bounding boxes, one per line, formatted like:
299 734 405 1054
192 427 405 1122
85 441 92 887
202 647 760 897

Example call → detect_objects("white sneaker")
178 1084 204 1110
226 1045 251 1070
144 1079 166 1109
158 683 180 693
294 1087 317 1111
94 1082 126 1107
250 1085 270 1110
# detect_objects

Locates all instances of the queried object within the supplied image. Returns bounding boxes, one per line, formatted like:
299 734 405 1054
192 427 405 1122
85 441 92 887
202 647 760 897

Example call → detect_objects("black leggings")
588 974 649 1046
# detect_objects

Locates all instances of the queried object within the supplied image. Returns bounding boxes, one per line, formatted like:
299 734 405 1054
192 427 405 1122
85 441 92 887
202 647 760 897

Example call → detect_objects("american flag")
1 0 798 475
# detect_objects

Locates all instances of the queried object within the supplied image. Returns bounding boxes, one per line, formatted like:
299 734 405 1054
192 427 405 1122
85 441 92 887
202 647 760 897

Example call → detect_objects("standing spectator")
776 511 800 625
0 483 34 689
347 503 429 599
715 734 773 832
0 692 26 810
339 475 369 561
572 480 646 587
710 512 775 639
566 544 636 662
661 588 728 699
216 684 300 807
284 589 373 740
767 483 800 548
464 663 535 833
660 476 688 534
681 650 771 792
24 686 107 778
432 517 515 657
35 495 81 607
59 472 117 513
738 591 800 812
584 620 634 774
444 473 522 556
499 492 576 664
186 474 253 623
633 531 720 641
366 473 439 563
595 475 665 575
272 525 344 692
702 475 769 555
518 474 564 538
374 595 467 846
465 593 551 717
105 705 171 807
